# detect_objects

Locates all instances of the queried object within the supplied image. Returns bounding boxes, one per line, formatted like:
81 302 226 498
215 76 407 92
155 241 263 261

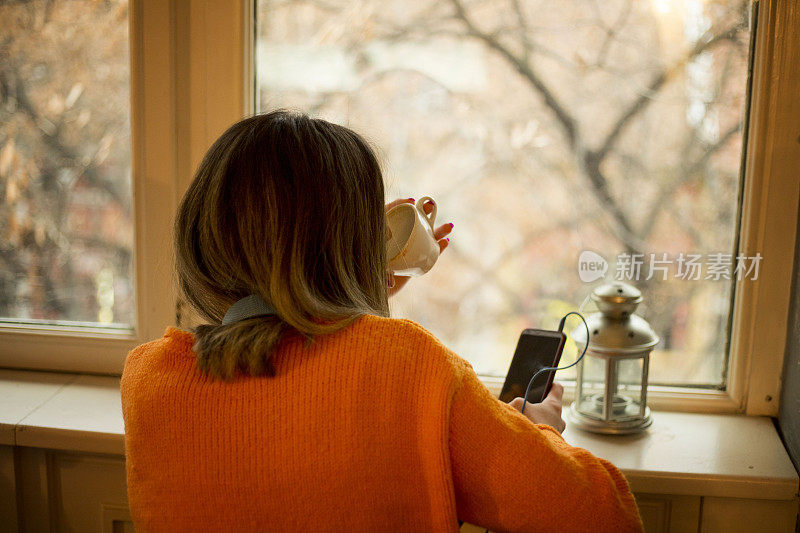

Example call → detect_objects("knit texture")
121 314 643 532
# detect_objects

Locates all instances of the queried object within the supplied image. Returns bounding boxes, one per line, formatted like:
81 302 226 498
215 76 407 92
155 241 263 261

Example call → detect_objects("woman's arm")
449 361 643 533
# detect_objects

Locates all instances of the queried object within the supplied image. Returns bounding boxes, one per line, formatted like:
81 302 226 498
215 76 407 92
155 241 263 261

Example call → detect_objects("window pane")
0 0 133 329
255 0 751 387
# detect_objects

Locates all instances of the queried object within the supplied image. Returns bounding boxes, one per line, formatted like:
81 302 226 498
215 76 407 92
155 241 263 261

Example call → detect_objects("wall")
778 193 800 479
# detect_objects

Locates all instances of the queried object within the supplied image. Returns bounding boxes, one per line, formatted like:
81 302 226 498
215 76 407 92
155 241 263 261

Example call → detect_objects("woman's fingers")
435 222 453 253
387 199 453 243
542 383 564 410
433 222 453 241
385 197 452 276
509 389 566 432
385 198 414 212
548 382 564 401
389 197 435 215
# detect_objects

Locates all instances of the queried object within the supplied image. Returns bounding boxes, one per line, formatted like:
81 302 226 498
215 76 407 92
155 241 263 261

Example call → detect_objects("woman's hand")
508 383 566 433
385 198 453 297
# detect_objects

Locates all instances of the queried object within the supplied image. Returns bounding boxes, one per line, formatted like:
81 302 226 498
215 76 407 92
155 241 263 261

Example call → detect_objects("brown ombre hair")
174 111 389 379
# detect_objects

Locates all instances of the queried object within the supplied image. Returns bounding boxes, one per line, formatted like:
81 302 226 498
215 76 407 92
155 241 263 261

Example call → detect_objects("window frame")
0 0 179 374
1 0 796 418
0 0 248 374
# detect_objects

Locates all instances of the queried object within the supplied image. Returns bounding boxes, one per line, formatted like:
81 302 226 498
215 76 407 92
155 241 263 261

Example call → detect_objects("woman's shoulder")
353 313 443 345
356 313 428 333
123 327 195 375
352 314 474 374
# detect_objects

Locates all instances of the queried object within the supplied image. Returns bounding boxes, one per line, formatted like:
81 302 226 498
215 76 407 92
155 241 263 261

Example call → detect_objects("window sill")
1 370 124 456
1 369 796 501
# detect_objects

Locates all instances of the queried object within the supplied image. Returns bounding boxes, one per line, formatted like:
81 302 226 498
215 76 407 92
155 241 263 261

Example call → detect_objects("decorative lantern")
568 282 659 434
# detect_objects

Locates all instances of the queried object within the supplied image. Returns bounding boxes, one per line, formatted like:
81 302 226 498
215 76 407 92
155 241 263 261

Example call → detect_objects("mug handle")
416 196 437 227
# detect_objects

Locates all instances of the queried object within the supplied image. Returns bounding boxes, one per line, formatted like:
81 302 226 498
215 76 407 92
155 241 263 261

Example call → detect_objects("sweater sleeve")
448 359 643 533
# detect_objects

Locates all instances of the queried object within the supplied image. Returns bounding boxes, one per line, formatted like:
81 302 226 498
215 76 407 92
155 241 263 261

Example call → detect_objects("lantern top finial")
591 281 642 318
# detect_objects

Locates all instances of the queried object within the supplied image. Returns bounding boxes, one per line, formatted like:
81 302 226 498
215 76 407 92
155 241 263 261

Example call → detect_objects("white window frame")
0 0 249 374
0 0 796 418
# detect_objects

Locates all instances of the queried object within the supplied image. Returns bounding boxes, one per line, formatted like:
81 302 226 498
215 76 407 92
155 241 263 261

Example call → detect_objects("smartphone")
499 329 566 404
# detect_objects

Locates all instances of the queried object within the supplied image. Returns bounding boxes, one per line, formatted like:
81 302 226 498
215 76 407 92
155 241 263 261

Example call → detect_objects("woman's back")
124 315 467 530
122 314 642 532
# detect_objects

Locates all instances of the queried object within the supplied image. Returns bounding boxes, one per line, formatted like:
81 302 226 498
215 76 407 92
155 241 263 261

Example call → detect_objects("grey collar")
221 295 276 325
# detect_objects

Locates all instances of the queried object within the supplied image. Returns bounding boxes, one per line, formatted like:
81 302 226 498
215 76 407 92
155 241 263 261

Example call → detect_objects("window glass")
0 0 133 328
255 0 751 387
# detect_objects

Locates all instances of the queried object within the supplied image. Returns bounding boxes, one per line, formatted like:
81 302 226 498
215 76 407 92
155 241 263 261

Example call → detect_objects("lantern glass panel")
576 354 607 420
612 357 645 421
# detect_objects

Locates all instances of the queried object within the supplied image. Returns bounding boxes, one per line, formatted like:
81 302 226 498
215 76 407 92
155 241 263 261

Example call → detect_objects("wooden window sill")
1 369 796 502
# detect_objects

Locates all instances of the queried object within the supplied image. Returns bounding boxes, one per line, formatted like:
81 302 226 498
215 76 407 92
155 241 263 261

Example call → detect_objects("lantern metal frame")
568 282 659 435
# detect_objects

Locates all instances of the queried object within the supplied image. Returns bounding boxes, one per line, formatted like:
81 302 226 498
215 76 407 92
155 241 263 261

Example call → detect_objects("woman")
121 111 643 532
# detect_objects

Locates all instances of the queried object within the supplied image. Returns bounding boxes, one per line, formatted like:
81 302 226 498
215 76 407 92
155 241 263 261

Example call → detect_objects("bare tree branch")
448 0 580 150
593 0 632 68
0 70 131 216
445 0 748 253
510 0 533 61
640 121 743 239
594 23 745 161
445 0 642 250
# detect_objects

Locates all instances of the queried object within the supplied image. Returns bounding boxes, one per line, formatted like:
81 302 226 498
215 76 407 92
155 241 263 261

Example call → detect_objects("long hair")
174 111 389 379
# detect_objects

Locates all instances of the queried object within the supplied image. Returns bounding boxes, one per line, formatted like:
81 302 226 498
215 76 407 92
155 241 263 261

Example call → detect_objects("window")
0 0 178 374
0 0 133 329
1 0 795 416
254 0 752 389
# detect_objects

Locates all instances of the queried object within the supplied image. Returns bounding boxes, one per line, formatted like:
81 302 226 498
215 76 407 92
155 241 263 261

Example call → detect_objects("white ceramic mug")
385 196 440 277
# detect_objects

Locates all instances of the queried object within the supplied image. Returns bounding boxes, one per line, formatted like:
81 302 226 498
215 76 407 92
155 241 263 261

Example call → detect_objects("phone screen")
499 329 566 404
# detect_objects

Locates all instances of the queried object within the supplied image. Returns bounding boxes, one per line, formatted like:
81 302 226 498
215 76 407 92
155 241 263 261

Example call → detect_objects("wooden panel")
634 493 701 533
15 447 51 533
103 502 135 533
0 445 18 531
50 451 130 532
460 494 703 533
700 496 799 533
635 495 669 533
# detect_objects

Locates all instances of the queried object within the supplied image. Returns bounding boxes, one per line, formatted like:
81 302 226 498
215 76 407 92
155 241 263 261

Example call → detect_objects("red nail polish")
449 223 454 228
446 238 450 242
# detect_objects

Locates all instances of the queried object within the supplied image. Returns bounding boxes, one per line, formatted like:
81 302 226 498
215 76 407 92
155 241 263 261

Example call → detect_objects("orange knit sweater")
121 314 643 532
